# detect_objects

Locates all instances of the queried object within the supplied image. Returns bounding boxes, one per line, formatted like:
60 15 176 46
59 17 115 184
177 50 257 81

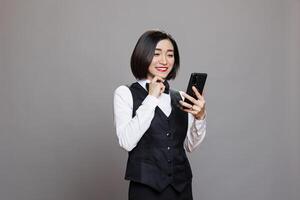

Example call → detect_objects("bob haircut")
130 30 180 80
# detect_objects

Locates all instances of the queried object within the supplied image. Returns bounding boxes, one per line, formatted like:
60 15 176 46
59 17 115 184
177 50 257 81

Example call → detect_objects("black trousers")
128 181 193 200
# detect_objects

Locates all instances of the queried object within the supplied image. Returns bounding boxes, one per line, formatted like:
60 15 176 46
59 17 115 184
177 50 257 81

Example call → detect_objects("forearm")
184 113 207 152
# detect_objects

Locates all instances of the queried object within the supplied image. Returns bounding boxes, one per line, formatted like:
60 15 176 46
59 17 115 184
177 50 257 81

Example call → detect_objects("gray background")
0 0 299 199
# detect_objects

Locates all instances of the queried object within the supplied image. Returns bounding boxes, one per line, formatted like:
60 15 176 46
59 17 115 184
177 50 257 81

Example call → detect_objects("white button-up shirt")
113 79 206 152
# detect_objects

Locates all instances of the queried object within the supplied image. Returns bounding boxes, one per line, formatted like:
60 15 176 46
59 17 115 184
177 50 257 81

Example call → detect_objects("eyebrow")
155 48 174 52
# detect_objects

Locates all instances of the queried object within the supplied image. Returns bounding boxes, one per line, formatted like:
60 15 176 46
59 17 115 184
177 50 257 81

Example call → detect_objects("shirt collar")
137 79 150 90
137 79 170 95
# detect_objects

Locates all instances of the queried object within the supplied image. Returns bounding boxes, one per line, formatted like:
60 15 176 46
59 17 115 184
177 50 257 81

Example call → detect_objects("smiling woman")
147 39 175 79
113 30 207 200
130 30 180 81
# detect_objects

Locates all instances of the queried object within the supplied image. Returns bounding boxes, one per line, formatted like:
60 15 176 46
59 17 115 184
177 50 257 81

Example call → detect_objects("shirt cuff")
142 95 159 108
193 112 207 131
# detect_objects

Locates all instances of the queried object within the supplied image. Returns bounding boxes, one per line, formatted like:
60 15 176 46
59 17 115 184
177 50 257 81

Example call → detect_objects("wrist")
148 92 159 98
195 110 206 120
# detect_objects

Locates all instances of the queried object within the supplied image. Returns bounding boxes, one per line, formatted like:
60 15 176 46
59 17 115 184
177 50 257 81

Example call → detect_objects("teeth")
156 67 167 69
156 67 167 71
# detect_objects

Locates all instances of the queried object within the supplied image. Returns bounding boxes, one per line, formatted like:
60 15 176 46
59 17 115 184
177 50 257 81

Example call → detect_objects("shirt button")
167 147 171 150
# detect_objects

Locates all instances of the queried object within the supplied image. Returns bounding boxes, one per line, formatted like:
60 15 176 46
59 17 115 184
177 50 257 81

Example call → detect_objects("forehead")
155 39 174 50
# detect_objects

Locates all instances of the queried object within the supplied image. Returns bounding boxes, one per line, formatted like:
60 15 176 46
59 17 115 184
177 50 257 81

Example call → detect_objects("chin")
157 71 171 77
148 71 170 79
157 74 168 79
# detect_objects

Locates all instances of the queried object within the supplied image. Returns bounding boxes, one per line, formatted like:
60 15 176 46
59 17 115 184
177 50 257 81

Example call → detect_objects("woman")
113 30 207 200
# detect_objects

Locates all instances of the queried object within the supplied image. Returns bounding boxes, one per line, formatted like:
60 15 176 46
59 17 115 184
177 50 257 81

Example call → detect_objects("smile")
155 66 168 72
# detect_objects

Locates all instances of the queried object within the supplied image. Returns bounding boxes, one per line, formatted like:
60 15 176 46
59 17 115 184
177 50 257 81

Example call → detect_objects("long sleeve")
178 91 207 152
113 85 159 151
184 114 207 152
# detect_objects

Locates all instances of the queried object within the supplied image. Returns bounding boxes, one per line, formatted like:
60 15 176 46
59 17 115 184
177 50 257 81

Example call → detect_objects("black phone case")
184 73 207 105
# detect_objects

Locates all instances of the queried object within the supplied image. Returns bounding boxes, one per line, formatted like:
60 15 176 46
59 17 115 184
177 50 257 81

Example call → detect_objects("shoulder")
113 85 133 107
114 85 130 94
114 85 132 98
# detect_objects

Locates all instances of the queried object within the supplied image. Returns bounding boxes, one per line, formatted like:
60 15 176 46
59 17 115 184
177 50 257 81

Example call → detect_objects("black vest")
125 82 193 192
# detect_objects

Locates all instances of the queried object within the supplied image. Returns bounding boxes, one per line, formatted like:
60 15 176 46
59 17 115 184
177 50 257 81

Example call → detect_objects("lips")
155 66 168 72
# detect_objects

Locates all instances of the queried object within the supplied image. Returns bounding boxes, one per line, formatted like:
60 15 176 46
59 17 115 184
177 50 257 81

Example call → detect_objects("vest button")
167 146 171 150
167 159 171 163
168 173 172 177
166 133 170 137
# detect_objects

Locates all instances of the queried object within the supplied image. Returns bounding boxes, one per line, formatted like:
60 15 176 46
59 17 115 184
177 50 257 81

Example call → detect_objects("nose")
159 54 167 65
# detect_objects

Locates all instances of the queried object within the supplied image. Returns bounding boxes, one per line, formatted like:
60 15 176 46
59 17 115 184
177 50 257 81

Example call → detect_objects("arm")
113 85 158 151
184 113 207 152
178 91 207 152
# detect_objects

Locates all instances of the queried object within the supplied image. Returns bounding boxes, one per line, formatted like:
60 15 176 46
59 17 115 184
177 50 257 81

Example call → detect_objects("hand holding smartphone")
184 73 207 105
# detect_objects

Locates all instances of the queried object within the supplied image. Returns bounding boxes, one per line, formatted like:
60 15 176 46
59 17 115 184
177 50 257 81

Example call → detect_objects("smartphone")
184 73 207 104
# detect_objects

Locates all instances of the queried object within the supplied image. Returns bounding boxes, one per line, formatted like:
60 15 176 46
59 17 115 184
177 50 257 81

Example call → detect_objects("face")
147 39 175 80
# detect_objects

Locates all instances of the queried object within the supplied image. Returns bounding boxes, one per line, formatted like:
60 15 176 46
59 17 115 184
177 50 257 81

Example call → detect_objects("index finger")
152 76 164 83
192 86 204 100
182 92 198 105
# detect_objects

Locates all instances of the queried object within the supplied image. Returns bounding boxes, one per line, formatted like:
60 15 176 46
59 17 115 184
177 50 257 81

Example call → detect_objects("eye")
154 53 160 56
167 54 174 58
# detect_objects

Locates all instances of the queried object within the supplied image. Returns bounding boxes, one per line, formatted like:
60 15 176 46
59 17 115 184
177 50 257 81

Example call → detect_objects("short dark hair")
130 30 180 80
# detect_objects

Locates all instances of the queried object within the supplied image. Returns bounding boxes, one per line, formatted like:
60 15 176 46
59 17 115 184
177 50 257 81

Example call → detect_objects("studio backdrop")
0 0 299 200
